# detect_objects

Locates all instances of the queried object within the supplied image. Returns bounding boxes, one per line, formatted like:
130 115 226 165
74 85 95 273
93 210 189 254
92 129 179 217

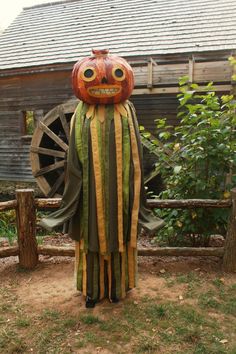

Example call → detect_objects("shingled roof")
0 0 236 70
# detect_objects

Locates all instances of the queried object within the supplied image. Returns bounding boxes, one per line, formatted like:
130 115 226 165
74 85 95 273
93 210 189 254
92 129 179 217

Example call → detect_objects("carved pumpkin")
72 49 134 104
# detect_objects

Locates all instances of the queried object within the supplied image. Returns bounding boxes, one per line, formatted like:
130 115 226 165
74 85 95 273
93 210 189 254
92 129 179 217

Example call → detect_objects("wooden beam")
147 199 232 209
132 85 232 95
30 146 65 158
58 107 70 142
34 198 232 209
47 172 65 198
188 56 195 83
16 189 38 269
0 199 17 211
37 245 224 258
38 121 68 151
35 197 61 208
147 59 153 88
0 246 19 258
34 160 65 177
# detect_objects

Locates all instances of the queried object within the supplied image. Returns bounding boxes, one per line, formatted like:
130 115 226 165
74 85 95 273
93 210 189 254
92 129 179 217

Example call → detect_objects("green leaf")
179 75 189 86
232 74 236 81
174 166 182 174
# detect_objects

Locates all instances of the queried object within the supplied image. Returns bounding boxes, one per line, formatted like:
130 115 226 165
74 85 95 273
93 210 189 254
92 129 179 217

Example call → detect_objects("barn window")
21 111 35 136
20 110 43 138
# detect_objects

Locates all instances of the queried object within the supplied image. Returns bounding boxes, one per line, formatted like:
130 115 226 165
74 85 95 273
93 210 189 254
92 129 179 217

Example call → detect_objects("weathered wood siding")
0 70 179 182
0 71 72 181
0 55 233 182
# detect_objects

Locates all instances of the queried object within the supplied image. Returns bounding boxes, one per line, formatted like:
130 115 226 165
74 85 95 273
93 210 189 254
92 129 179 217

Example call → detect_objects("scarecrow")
40 49 164 307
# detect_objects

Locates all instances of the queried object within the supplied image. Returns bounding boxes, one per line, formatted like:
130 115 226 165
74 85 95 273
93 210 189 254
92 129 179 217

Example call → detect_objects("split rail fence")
0 189 235 272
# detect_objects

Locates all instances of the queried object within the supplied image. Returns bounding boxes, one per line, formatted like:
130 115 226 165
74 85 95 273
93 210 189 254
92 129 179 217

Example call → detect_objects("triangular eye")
112 67 125 81
81 67 97 81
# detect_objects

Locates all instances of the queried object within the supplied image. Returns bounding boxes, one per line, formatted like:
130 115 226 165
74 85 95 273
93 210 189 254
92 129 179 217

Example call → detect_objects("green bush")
147 78 236 246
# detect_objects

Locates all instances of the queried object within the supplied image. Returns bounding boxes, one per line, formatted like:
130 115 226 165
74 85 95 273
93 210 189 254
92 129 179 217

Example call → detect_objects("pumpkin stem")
92 49 109 57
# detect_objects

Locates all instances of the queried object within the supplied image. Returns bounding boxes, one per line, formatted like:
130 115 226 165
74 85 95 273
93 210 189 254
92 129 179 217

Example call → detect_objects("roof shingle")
0 0 236 69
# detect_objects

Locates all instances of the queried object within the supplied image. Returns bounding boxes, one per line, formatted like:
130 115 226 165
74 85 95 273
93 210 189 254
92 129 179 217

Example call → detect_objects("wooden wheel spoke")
31 146 65 158
34 160 65 177
39 121 68 151
30 100 78 197
59 108 70 142
47 172 65 197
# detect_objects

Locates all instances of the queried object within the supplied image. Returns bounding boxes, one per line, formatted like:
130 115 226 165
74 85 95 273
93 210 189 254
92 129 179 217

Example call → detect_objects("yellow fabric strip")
115 103 128 118
74 241 80 287
82 253 87 296
99 255 105 300
128 244 135 288
114 109 124 253
97 105 105 123
125 103 141 249
86 104 95 119
108 256 112 300
121 249 126 299
80 239 84 250
90 116 107 254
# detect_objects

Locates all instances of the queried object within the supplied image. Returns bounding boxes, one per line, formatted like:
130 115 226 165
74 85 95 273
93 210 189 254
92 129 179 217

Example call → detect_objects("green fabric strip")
113 252 121 299
75 101 84 164
125 249 129 291
96 115 105 198
75 103 85 245
81 113 91 252
104 106 113 251
122 116 131 242
92 253 99 300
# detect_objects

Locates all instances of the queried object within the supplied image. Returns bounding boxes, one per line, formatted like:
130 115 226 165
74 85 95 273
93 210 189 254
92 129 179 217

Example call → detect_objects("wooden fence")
0 189 235 272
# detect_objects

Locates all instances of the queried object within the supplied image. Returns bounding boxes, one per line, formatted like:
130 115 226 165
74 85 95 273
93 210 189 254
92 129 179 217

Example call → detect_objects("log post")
16 189 38 269
223 188 236 272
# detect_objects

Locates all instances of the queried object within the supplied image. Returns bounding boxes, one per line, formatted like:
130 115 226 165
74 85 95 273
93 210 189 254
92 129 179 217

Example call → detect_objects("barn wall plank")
0 57 232 182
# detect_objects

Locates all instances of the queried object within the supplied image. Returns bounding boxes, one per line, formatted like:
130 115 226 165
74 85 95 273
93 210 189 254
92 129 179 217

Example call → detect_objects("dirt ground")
0 232 235 353
0 232 225 310
0 252 229 314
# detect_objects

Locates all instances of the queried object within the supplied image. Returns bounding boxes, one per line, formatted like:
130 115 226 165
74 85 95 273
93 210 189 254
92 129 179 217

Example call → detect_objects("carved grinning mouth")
88 85 121 97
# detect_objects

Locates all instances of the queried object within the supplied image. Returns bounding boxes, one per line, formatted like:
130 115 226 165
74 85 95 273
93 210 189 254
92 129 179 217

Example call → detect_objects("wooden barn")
0 0 235 191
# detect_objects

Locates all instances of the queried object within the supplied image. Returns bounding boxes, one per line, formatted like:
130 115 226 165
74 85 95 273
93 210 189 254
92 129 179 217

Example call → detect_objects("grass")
0 210 56 247
0 273 236 354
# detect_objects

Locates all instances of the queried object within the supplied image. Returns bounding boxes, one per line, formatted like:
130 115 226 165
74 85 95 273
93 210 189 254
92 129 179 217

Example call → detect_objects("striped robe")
40 100 164 301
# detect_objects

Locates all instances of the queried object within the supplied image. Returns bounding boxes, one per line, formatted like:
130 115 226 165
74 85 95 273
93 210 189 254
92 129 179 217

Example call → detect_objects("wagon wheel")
30 100 78 198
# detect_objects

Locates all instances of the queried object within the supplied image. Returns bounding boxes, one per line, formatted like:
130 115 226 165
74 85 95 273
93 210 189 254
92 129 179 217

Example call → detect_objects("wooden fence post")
16 189 38 269
223 188 236 272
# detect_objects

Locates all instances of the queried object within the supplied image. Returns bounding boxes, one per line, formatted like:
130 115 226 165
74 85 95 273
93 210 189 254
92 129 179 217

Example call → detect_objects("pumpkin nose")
101 77 108 84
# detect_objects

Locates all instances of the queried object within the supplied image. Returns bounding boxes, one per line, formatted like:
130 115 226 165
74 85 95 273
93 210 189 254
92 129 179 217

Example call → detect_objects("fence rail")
0 188 235 272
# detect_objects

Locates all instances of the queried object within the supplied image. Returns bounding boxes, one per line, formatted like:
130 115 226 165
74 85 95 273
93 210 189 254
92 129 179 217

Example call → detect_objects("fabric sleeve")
39 114 83 231
129 101 165 233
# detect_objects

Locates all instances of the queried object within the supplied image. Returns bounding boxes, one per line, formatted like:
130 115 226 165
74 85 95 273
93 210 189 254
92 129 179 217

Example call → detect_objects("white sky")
0 0 61 31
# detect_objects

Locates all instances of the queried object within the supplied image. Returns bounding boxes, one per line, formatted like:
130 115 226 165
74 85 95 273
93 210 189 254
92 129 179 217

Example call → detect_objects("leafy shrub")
146 78 236 246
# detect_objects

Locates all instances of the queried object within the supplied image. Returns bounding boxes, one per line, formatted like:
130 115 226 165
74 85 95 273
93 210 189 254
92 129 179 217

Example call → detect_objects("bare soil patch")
0 253 228 313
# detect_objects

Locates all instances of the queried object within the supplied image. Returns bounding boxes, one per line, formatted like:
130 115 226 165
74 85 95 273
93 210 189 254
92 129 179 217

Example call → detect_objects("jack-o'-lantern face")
72 49 134 104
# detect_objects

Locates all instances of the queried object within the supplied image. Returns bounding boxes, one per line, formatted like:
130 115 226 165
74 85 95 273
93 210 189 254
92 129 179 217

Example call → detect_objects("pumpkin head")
72 49 134 104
